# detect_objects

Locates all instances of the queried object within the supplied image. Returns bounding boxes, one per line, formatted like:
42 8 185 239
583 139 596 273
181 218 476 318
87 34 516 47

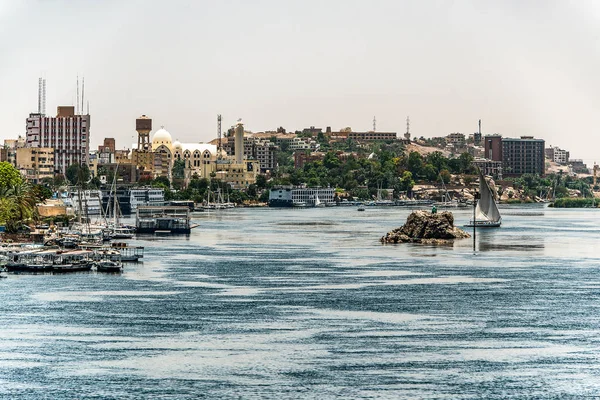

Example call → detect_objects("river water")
1 205 600 399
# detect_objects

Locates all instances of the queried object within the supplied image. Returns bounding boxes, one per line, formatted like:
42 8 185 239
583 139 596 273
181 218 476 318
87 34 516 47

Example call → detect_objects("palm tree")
2 182 41 233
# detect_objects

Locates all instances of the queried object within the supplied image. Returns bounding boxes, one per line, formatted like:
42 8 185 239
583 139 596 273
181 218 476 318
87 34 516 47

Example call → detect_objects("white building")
292 187 335 205
130 188 165 211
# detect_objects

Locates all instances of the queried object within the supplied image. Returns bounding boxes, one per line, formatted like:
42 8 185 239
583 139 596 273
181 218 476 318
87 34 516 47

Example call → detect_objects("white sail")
474 171 501 223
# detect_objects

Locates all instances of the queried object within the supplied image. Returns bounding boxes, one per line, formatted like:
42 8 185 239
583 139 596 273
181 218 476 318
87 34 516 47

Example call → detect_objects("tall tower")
235 120 244 164
373 116 376 132
474 119 482 145
404 116 411 141
136 115 152 151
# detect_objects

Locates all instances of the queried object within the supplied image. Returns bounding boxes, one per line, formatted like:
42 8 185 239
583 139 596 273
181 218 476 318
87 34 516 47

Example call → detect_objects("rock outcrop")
380 210 470 244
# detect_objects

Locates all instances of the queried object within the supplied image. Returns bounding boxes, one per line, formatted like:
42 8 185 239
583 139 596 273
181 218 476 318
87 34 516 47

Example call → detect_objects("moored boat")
96 260 123 272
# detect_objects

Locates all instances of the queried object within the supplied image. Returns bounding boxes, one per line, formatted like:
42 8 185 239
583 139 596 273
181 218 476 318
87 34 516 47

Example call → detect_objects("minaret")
235 120 244 164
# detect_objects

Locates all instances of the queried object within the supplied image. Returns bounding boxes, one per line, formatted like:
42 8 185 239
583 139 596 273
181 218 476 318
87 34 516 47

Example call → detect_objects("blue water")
1 205 600 399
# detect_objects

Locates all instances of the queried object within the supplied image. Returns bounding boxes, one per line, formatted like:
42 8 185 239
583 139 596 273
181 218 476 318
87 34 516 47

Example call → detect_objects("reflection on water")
1 205 600 398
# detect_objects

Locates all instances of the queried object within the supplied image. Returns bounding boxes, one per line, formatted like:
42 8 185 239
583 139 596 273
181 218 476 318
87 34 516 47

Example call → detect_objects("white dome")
173 140 182 149
153 128 172 143
152 127 173 151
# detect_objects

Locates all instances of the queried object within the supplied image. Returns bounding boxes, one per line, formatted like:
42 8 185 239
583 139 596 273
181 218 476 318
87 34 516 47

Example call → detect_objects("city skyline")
1 1 599 161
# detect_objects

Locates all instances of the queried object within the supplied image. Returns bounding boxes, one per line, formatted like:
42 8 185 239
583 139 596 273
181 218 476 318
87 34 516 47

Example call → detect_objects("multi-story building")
294 151 325 169
129 187 165 211
15 147 55 183
501 136 545 176
483 135 503 162
98 138 115 153
99 163 139 184
545 146 570 165
220 135 278 173
446 132 465 145
26 106 90 174
473 157 503 180
3 137 26 166
331 130 397 141
252 139 277 173
569 159 589 174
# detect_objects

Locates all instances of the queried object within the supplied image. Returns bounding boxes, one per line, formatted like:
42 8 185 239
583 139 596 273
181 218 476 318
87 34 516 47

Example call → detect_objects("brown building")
294 151 325 169
98 138 115 153
483 135 503 161
99 163 139 184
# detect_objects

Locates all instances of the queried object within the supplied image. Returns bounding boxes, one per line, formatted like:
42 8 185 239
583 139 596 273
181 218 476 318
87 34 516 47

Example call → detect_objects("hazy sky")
1 0 599 162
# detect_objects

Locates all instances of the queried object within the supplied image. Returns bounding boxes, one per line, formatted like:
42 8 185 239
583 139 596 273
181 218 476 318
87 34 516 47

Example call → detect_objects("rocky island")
380 210 471 244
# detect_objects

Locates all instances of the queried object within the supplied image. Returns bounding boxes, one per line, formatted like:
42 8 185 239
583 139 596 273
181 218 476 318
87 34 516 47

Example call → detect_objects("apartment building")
501 136 545 176
15 147 55 183
26 106 90 174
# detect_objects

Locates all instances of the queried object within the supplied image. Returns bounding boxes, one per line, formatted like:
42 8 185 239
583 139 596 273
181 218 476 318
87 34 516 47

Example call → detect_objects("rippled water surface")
2 205 600 399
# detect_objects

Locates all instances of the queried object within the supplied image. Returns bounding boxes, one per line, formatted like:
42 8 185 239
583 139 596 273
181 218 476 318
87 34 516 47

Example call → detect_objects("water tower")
136 115 152 151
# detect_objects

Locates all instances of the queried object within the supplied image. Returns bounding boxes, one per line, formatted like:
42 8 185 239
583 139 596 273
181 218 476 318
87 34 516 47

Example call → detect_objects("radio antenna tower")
404 116 411 141
76 75 80 115
217 114 222 158
37 78 42 114
81 76 85 115
42 78 46 115
37 77 47 115
373 116 376 132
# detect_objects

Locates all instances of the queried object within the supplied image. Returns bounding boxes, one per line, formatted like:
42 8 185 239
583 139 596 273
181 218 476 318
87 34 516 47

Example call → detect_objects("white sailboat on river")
465 170 501 228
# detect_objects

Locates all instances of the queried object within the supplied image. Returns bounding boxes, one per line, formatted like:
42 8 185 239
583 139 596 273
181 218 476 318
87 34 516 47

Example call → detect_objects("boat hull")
464 221 501 228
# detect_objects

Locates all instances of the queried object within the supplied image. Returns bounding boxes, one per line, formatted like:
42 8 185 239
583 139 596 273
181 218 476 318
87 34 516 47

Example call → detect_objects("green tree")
399 171 415 192
256 174 268 189
65 163 90 186
439 169 452 184
172 159 185 180
153 176 171 188
407 152 424 177
0 162 22 189
422 164 437 181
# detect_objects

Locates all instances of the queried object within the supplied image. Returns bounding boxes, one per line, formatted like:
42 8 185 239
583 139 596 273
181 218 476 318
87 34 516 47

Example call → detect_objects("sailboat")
314 194 325 208
465 170 502 228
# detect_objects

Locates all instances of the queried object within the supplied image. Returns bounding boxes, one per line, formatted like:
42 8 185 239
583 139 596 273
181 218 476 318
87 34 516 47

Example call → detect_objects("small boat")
51 261 94 272
314 195 325 208
96 260 123 273
357 205 365 211
465 170 502 228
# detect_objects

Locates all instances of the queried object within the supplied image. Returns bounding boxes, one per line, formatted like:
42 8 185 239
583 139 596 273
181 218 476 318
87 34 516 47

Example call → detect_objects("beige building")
148 124 258 189
15 147 55 183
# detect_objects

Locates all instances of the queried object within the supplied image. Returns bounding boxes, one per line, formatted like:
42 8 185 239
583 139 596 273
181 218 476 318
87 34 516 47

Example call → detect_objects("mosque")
132 115 259 189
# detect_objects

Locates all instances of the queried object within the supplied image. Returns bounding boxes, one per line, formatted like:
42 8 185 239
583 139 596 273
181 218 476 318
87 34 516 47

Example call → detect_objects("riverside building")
26 106 90 174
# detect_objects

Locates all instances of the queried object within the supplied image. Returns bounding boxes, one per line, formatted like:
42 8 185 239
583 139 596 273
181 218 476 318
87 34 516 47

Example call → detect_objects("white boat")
465 170 501 228
96 260 123 273
357 205 365 211
314 195 325 208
